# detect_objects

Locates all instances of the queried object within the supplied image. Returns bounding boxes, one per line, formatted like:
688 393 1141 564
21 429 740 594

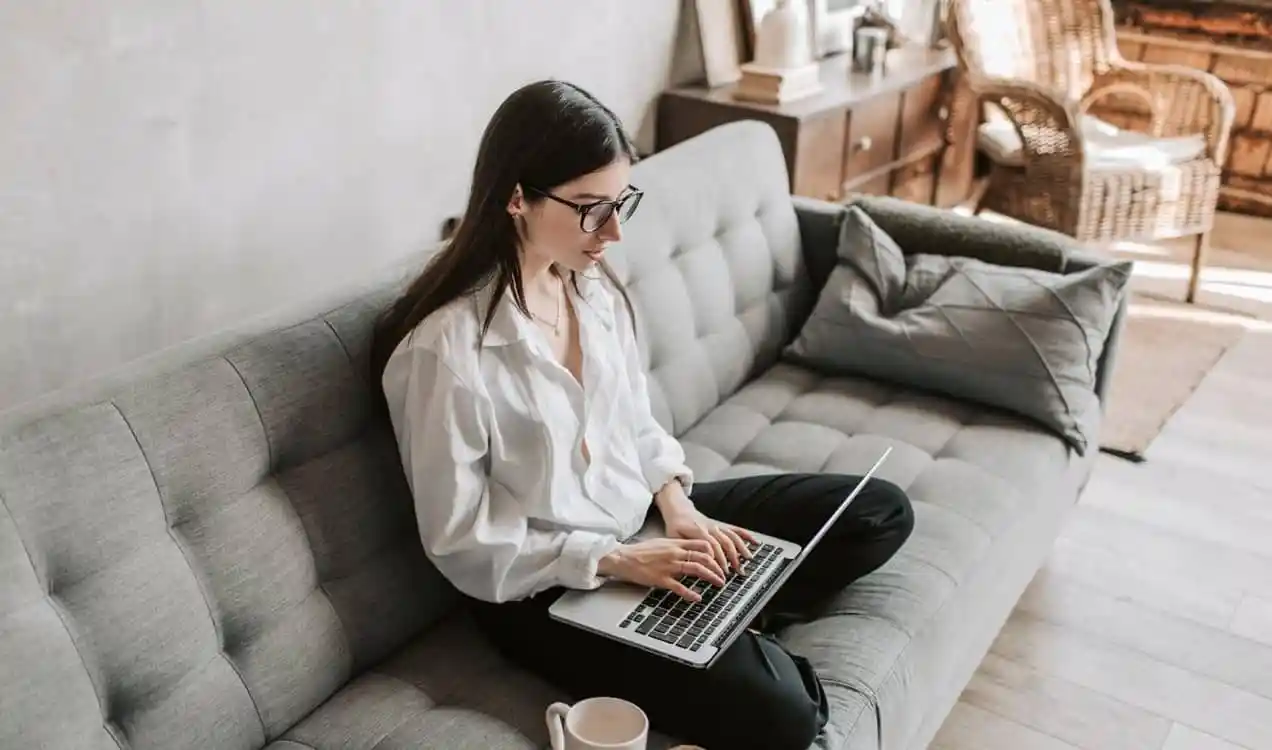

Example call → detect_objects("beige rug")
1099 293 1252 460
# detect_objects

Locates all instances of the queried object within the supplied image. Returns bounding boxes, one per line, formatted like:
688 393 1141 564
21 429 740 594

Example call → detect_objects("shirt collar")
474 270 613 349
572 271 614 330
474 281 527 349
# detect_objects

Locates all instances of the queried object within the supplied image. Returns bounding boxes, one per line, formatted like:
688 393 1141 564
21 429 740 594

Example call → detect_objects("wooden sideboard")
656 46 978 209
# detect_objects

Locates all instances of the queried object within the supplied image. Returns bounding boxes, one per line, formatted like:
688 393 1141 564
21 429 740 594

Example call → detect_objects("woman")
371 80 913 750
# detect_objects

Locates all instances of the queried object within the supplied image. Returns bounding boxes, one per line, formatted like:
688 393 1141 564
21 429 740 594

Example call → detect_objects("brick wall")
1097 1 1272 217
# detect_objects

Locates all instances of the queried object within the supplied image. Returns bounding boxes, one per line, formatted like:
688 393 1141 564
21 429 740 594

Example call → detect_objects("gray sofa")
0 121 1122 750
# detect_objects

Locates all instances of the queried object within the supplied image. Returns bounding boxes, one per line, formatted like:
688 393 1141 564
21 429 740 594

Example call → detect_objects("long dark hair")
370 80 639 395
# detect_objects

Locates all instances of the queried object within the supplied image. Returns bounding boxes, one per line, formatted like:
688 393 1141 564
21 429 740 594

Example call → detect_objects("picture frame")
695 0 749 86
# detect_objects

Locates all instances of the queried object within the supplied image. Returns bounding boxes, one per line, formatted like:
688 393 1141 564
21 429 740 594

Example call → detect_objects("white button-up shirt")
381 271 694 604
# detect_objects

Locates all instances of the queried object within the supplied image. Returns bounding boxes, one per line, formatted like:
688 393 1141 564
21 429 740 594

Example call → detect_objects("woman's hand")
663 507 757 576
597 538 727 602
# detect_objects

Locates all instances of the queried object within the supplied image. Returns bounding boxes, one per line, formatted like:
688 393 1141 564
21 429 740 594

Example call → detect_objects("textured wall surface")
0 1 699 412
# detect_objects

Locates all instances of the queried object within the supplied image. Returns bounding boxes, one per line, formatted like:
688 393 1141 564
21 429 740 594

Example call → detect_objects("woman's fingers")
683 561 726 587
705 533 728 573
679 538 713 555
722 527 753 564
721 528 753 576
713 527 742 573
665 577 701 602
728 524 759 547
664 541 725 583
693 549 726 581
674 538 719 570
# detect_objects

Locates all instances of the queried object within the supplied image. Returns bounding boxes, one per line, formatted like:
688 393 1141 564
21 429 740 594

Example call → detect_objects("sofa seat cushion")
270 615 684 750
677 361 1087 748
266 679 531 750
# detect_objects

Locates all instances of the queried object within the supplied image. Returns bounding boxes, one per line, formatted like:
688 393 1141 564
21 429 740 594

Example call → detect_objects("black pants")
467 473 915 750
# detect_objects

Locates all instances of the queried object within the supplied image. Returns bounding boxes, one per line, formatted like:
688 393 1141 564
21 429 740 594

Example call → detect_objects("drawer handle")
854 136 874 152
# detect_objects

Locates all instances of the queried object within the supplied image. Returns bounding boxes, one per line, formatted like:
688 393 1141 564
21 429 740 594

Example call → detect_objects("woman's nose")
598 210 622 241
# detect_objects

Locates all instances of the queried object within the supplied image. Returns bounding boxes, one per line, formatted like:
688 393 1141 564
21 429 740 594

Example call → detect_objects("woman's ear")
508 184 530 241
507 184 525 217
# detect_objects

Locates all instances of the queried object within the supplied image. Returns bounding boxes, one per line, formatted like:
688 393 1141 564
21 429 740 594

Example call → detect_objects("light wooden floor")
930 211 1272 750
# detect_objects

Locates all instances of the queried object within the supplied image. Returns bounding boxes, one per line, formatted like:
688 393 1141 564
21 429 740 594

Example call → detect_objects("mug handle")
545 701 571 750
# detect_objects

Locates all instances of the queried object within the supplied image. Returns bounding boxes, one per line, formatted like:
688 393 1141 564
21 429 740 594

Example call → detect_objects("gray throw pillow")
784 206 1131 455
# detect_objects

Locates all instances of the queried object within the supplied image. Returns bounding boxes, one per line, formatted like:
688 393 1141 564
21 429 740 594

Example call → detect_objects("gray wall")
1 1 702 413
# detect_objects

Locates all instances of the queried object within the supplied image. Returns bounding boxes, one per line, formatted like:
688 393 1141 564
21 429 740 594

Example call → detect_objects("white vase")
752 0 813 70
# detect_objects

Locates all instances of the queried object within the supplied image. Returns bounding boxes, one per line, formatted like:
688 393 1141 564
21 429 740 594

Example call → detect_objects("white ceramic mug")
546 696 648 750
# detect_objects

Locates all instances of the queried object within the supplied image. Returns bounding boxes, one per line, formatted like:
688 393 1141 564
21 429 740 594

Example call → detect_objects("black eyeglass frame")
525 184 644 233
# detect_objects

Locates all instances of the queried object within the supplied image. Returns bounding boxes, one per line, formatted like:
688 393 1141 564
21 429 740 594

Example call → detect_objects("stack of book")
731 61 824 104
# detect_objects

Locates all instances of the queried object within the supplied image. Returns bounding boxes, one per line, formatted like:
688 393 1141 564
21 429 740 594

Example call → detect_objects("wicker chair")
946 0 1236 302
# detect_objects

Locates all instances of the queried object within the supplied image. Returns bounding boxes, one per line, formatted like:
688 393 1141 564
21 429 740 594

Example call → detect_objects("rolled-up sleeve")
384 344 619 603
615 300 694 496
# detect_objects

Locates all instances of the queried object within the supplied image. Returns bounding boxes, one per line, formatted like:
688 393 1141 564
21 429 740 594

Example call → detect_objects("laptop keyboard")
618 541 784 652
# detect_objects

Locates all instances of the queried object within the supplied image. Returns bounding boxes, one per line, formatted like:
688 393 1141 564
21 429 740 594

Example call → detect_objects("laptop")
549 447 892 669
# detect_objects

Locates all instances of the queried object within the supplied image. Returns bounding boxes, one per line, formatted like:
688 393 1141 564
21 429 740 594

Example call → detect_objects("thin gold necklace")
532 281 563 335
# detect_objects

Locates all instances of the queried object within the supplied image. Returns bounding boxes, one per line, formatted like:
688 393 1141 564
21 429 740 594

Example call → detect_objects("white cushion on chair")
978 114 1207 171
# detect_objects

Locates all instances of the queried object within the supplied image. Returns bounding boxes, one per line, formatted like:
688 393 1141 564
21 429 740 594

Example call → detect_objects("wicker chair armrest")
969 78 1087 233
1085 61 1236 162
974 77 1086 168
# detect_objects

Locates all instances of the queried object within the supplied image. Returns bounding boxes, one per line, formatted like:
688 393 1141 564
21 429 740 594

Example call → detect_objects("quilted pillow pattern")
784 206 1131 454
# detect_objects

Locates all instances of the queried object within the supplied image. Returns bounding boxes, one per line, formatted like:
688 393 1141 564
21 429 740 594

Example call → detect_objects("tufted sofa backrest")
0 120 811 749
0 275 456 749
607 121 811 438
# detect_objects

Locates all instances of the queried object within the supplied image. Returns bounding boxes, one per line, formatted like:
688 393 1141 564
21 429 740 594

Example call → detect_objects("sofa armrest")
791 194 1130 412
1058 251 1132 414
848 195 1073 271
791 195 845 297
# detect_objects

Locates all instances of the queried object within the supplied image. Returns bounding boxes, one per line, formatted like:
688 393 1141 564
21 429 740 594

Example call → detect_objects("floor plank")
1077 454 1272 562
990 612 1272 750
1162 724 1253 750
1040 534 1242 631
1232 595 1272 649
1060 503 1272 602
929 702 1080 750
1147 410 1272 494
1143 331 1272 492
1164 349 1272 429
959 653 1171 750
1016 573 1272 701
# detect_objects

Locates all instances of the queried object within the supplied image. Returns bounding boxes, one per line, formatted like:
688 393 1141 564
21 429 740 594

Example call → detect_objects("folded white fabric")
978 113 1207 171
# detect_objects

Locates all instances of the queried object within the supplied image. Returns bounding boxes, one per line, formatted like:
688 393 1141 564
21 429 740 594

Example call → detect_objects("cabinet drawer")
899 73 949 154
793 112 847 201
890 153 939 205
842 92 901 188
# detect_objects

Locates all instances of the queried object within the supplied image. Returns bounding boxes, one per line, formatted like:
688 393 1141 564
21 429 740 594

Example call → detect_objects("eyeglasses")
526 185 644 233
